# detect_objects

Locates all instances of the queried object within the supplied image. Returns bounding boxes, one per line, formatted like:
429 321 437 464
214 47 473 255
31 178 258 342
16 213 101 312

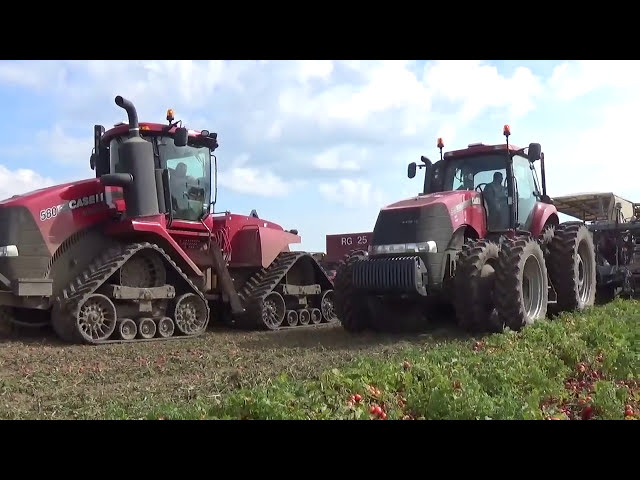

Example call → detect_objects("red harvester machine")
0 96 337 344
333 126 598 333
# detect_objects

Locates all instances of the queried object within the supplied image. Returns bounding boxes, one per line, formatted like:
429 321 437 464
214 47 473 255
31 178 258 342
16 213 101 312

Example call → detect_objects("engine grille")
352 256 428 295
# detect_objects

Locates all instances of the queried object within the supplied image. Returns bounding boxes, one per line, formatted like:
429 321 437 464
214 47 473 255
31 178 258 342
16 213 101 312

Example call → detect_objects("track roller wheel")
298 309 310 325
173 293 209 336
137 317 156 339
285 310 298 327
75 293 118 343
157 317 175 338
333 252 370 332
310 308 322 324
546 223 597 314
258 291 286 330
320 290 338 323
495 236 548 331
453 239 501 333
118 318 137 340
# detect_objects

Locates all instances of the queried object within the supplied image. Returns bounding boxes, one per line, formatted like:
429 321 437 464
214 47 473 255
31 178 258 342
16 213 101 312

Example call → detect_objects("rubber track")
236 251 334 330
55 241 210 344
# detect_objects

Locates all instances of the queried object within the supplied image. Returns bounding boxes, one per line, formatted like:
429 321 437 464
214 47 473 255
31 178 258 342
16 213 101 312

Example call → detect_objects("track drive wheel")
173 293 209 336
546 223 597 314
453 239 501 333
259 291 286 330
494 236 549 331
74 293 118 344
119 250 166 288
333 252 370 332
320 290 338 323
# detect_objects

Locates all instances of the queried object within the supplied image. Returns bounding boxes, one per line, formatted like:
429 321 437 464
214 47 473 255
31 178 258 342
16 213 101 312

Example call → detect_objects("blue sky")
0 60 637 252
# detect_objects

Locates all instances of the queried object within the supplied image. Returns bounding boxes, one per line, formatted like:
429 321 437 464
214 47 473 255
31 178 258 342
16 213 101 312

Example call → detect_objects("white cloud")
318 179 386 209
0 164 55 201
218 154 304 198
544 94 640 199
0 61 67 91
36 125 92 167
312 145 367 171
423 61 543 121
547 60 640 101
297 60 334 83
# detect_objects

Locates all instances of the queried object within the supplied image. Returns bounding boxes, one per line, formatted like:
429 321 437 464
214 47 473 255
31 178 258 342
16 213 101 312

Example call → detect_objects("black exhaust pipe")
100 95 160 218
114 95 140 137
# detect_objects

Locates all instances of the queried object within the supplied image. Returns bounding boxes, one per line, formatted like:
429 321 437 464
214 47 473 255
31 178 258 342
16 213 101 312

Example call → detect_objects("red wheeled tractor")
333 126 597 333
0 96 337 344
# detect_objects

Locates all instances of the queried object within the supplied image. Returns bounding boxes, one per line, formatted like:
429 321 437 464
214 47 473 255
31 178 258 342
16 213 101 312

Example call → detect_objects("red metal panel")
325 232 372 263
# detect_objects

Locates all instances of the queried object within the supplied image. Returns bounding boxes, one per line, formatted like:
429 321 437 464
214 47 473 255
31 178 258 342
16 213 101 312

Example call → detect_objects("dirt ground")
0 320 466 419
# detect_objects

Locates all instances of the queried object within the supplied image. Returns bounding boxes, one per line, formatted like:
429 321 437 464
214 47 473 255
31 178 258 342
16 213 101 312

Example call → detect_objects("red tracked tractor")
333 126 597 333
0 96 337 344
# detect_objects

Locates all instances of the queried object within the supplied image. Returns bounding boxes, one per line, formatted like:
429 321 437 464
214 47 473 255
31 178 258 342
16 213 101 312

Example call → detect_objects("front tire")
495 236 549 331
454 239 501 332
333 252 370 332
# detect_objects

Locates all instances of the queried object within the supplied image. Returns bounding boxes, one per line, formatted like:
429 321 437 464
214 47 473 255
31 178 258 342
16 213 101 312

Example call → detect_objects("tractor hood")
0 178 100 207
381 190 479 213
371 190 487 249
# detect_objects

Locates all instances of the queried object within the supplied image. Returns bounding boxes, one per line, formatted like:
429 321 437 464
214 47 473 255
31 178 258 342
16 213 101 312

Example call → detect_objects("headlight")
0 245 19 257
369 241 437 255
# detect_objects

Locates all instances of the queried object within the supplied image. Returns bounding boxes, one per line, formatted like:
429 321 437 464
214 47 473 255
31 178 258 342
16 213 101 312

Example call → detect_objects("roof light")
503 124 511 136
468 143 484 147
166 109 175 122
140 125 150 130
437 137 444 149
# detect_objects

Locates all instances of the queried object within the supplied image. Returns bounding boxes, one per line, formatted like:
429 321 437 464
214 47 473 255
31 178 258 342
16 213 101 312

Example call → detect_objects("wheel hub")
76 294 117 342
173 293 208 335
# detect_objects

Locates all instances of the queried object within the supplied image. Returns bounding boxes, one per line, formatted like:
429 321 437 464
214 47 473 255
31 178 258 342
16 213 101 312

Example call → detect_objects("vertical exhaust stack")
112 95 160 218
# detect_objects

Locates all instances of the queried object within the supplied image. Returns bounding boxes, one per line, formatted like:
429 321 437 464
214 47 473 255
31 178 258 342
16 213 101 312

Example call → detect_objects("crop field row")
0 299 637 420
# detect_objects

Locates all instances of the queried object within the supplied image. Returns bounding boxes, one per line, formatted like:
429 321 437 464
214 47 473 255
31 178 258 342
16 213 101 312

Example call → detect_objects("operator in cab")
483 171 509 230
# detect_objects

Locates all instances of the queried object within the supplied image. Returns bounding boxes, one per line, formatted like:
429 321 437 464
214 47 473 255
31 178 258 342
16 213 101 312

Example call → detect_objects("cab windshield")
440 153 508 192
109 134 212 221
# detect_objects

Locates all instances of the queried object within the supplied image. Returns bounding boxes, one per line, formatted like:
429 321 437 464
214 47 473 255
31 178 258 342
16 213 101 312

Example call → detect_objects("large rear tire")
333 252 370 333
495 236 549 331
454 239 501 332
546 223 597 314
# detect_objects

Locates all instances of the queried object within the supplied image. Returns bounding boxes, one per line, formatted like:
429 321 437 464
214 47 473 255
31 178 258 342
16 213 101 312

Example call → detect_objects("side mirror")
528 143 541 161
408 162 417 178
174 127 189 147
90 151 97 170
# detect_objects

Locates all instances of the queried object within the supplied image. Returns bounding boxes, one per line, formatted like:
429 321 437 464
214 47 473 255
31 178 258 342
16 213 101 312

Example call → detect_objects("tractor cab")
90 105 219 222
408 125 550 234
